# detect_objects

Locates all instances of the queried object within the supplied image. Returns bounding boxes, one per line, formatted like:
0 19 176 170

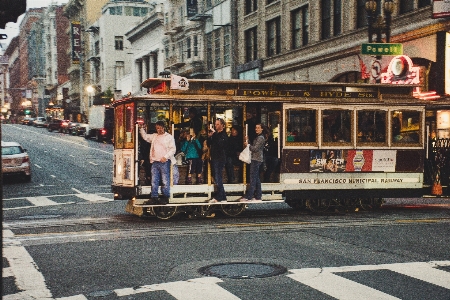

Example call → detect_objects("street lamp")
86 85 95 107
365 0 395 82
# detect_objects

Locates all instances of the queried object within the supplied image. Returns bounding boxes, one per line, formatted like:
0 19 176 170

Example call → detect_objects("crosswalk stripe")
115 277 241 300
75 193 112 202
386 262 450 289
25 196 59 206
287 268 401 300
3 230 53 299
55 295 88 300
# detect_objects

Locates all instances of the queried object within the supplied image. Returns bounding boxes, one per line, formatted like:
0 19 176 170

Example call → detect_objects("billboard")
433 0 450 18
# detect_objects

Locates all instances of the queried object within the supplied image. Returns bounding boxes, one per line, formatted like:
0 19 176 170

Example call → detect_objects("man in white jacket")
140 120 176 204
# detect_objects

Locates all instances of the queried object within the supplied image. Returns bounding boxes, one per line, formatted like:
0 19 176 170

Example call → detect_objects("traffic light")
24 109 31 115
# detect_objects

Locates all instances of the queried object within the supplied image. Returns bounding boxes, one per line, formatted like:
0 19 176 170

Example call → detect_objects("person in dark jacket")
225 126 243 183
263 130 279 183
239 123 265 202
174 107 203 136
208 118 228 202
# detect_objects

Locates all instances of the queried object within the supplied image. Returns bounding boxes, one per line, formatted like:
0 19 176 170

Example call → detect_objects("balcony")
166 56 185 68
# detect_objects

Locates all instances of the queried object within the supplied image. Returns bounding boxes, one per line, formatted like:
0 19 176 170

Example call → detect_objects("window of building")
116 61 125 79
223 26 231 66
286 109 317 144
333 0 342 36
291 5 309 49
206 0 212 9
391 110 421 144
356 0 367 29
193 35 198 57
124 7 132 16
245 0 257 15
322 109 352 144
267 17 281 57
214 29 221 68
357 110 386 144
206 33 213 70
115 36 123 50
164 44 169 59
178 41 185 62
186 37 191 59
245 27 257 62
321 0 331 40
399 0 414 14
418 0 431 7
109 6 123 15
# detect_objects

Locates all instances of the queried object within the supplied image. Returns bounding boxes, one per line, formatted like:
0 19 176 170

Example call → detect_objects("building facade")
88 0 155 102
64 0 109 122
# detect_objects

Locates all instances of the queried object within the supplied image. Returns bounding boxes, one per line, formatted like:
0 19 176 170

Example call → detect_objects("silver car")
1 141 31 182
33 117 47 127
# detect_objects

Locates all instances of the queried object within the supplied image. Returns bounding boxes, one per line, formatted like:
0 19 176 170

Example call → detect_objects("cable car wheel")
221 204 246 217
306 198 331 213
192 205 213 218
285 199 306 210
154 205 178 220
359 197 383 210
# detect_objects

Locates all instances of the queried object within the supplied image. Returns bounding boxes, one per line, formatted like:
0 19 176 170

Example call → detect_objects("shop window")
357 110 386 144
322 109 352 144
286 109 316 144
391 110 421 144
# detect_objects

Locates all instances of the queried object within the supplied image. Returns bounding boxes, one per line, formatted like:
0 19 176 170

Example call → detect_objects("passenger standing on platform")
174 107 203 137
208 118 228 203
225 126 243 183
140 121 176 205
239 123 265 202
181 132 204 184
263 129 279 183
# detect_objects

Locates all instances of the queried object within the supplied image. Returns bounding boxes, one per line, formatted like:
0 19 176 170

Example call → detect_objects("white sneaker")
239 197 250 202
251 198 262 202
208 198 219 203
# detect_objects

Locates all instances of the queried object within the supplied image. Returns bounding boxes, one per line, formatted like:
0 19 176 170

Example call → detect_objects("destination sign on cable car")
236 90 376 99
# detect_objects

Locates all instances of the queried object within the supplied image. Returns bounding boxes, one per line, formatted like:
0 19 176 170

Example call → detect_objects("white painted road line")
88 162 98 166
34 164 42 168
115 277 241 300
55 295 88 300
2 230 53 300
25 196 59 207
75 193 112 202
288 268 400 300
386 262 450 289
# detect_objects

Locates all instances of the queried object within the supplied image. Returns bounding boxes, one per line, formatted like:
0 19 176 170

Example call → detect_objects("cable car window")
124 103 135 148
391 110 421 144
286 109 316 144
322 109 352 144
357 110 386 144
115 104 124 149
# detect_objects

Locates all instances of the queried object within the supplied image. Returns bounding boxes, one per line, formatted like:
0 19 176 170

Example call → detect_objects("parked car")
72 123 88 136
1 141 31 182
63 122 78 134
47 119 68 132
21 117 34 125
33 117 47 127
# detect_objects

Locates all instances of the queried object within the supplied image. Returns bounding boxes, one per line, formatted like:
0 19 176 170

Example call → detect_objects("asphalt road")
2 124 450 300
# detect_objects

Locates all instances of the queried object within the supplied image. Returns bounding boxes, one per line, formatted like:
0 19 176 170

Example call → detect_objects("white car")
1 141 31 182
33 117 47 127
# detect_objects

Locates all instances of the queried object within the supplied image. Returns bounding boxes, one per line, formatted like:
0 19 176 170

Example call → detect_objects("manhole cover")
199 262 287 279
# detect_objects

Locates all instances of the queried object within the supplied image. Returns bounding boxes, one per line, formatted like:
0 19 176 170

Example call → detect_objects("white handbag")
238 145 251 164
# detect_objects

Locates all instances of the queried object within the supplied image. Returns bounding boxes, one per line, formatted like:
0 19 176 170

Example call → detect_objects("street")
2 124 450 300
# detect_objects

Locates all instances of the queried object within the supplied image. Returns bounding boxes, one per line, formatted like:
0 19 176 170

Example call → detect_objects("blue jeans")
245 160 262 200
151 161 171 198
211 159 227 200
